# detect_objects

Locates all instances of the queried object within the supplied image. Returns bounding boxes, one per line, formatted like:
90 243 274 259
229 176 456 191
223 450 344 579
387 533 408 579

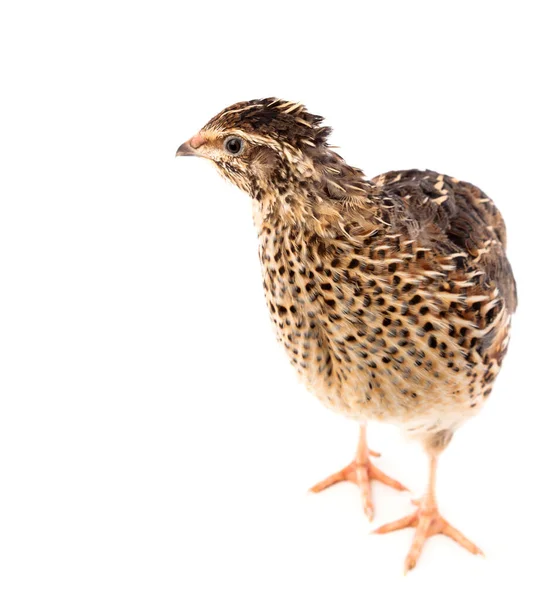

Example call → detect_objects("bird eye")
224 136 244 156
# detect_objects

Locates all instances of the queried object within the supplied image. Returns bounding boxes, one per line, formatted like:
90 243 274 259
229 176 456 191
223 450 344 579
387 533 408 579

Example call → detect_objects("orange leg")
374 453 483 573
310 424 407 521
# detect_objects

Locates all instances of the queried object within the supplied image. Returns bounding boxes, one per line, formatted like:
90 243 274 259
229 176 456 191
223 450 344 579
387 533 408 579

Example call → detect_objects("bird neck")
251 149 385 240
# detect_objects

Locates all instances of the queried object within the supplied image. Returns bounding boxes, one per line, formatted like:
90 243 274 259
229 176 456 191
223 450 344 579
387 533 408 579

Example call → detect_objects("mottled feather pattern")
187 98 516 444
204 98 332 150
373 170 517 315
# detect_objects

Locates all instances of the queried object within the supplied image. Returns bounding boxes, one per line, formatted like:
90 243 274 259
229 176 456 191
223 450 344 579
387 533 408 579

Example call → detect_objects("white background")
1 1 543 598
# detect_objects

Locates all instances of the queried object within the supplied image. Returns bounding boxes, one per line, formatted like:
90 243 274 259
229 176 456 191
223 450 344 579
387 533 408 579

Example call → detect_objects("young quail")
176 98 517 572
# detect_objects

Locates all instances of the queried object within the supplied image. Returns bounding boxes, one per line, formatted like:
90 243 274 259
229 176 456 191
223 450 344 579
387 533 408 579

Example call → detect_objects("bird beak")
176 140 196 156
176 133 206 157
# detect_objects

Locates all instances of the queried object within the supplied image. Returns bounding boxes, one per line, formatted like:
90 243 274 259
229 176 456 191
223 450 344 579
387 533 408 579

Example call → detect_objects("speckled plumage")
176 98 517 570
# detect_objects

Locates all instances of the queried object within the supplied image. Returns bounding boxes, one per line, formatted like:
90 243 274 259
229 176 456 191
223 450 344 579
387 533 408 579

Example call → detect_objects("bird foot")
309 453 407 521
373 503 484 573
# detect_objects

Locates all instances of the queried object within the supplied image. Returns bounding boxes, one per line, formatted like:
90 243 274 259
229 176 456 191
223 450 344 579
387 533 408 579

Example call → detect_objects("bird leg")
309 424 407 521
373 451 483 573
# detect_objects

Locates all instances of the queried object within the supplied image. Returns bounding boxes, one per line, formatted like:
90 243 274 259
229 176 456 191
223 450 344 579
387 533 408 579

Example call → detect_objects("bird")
175 98 517 572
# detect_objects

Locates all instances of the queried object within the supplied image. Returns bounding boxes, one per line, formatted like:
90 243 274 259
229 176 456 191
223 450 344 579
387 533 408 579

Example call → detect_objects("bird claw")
309 456 407 521
373 503 484 573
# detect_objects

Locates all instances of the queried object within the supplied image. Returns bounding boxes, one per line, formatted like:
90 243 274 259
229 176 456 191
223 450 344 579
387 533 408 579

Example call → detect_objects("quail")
176 98 517 572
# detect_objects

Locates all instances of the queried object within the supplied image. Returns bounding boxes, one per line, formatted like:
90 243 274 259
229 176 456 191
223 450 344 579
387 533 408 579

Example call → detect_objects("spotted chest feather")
180 98 516 440
258 169 515 435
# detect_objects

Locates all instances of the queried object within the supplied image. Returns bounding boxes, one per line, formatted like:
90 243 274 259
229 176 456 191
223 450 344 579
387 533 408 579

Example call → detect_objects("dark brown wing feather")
374 170 517 364
373 169 517 314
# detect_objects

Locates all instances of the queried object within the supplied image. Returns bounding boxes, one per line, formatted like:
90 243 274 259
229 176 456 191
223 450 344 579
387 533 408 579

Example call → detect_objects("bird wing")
372 169 517 314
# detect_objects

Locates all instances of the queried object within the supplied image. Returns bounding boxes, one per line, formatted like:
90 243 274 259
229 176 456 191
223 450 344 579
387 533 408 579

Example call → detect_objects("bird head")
176 98 333 201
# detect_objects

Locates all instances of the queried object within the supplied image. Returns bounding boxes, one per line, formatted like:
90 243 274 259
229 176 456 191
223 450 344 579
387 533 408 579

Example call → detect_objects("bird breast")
257 223 506 433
